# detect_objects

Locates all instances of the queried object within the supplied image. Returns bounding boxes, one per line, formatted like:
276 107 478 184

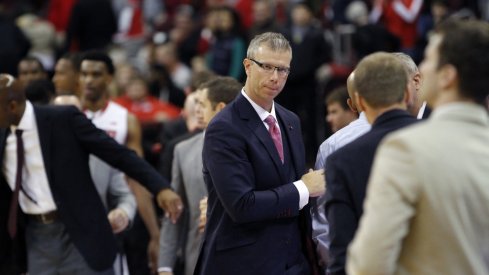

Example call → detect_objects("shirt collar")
241 89 278 123
11 101 35 133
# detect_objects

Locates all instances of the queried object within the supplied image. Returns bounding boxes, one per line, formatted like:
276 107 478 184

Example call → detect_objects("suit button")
285 239 290 245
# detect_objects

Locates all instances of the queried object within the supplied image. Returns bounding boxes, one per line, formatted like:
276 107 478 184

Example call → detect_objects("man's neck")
365 103 406 124
431 91 473 110
83 96 109 112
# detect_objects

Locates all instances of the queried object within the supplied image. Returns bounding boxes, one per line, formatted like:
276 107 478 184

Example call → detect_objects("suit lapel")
276 105 304 176
33 106 53 184
235 95 286 181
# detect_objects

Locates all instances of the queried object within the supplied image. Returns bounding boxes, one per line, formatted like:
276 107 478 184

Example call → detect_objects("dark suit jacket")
194 94 319 275
0 105 169 273
324 109 417 275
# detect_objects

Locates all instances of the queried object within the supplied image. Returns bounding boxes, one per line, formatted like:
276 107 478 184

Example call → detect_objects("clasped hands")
302 168 326 197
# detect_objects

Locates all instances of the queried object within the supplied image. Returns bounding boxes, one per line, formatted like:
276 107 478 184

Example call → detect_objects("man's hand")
156 189 183 224
159 272 173 275
301 169 326 197
198 197 208 233
107 208 129 234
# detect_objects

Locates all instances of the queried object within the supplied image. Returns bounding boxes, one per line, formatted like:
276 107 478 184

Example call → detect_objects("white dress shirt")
241 90 309 209
2 101 56 214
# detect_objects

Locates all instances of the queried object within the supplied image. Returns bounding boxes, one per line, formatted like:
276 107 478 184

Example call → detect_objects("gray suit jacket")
348 103 489 275
158 133 207 275
89 156 136 222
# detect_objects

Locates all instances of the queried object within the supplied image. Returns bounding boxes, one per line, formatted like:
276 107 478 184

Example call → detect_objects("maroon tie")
8 129 24 239
264 115 284 163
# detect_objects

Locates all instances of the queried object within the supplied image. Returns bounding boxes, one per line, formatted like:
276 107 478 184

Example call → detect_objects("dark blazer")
324 109 417 275
194 94 319 275
0 105 169 273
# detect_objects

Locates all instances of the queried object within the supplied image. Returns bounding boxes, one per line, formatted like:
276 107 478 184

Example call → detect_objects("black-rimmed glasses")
249 58 290 77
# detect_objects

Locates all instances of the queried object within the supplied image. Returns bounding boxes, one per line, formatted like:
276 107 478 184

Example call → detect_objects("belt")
27 210 58 224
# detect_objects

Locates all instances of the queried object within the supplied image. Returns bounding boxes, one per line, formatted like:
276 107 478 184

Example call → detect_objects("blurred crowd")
0 1 488 274
0 0 486 163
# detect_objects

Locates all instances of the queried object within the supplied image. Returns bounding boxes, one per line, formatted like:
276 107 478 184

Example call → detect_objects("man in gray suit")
347 19 489 275
158 76 242 275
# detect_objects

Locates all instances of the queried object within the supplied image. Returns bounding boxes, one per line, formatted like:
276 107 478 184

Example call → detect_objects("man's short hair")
247 32 291 59
435 19 489 104
392 52 418 76
189 71 216 92
326 86 350 110
0 74 25 103
354 52 407 108
60 52 82 73
18 56 46 72
80 50 115 75
198 76 242 108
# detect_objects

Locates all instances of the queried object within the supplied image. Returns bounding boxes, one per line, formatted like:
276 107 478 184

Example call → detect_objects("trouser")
26 218 114 275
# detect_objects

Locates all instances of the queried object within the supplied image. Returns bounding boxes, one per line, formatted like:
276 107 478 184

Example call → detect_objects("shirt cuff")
293 180 309 210
158 267 173 273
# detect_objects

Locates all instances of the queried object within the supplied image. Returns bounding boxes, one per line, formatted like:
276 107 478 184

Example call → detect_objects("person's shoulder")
107 101 128 114
34 103 79 117
175 132 203 152
382 120 430 146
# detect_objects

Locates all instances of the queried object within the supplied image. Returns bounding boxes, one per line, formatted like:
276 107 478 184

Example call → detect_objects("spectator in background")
168 4 201 67
280 2 332 164
113 62 140 97
148 45 186 107
115 76 181 125
17 56 48 89
325 86 358 133
346 0 400 62
248 0 281 42
154 42 192 91
46 0 77 44
370 0 423 55
64 0 117 52
16 13 57 72
416 0 449 63
206 6 246 81
0 7 30 75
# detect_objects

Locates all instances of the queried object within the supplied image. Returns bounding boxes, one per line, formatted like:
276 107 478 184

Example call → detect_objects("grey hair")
392 52 419 76
247 32 292 59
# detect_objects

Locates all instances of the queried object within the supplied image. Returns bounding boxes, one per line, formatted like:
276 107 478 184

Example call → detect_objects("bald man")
312 71 372 270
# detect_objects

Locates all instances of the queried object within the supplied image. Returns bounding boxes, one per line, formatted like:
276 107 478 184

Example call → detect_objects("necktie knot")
264 115 276 127
15 129 23 138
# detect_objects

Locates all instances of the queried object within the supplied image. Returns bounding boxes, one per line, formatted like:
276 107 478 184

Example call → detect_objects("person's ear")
439 64 457 90
346 98 357 113
244 59 252 77
215 102 226 112
354 92 365 112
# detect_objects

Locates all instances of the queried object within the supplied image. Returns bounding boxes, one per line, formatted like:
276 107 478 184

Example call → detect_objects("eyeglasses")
249 58 290 77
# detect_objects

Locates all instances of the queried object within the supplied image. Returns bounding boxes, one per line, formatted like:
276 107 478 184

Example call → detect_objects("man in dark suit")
194 32 325 275
0 74 183 274
324 52 418 275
